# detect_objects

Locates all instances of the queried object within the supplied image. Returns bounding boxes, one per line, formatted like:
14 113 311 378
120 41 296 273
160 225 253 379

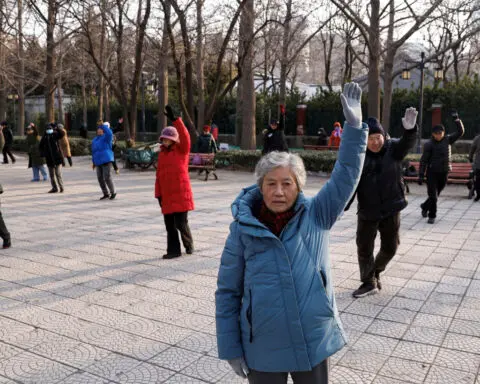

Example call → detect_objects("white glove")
340 82 362 129
402 107 418 130
228 357 250 378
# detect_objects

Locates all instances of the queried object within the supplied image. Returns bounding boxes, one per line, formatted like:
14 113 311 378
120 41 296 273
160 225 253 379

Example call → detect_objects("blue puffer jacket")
215 122 367 373
92 125 114 166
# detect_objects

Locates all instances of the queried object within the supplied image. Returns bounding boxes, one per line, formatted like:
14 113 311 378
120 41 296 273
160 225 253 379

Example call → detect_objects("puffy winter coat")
155 118 194 215
419 119 465 175
0 131 4 152
216 122 367 372
91 125 114 166
58 128 72 157
26 134 46 166
197 133 217 153
3 127 13 148
39 129 65 167
262 115 289 155
328 128 342 147
469 134 480 171
348 128 417 221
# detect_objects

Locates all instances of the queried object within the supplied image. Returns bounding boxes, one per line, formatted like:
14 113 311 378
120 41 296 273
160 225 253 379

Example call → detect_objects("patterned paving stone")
330 366 375 384
163 373 208 383
434 348 480 373
377 307 417 325
149 347 203 372
424 365 477 384
443 333 480 354
84 353 141 382
0 351 76 384
449 318 480 338
391 340 439 364
117 362 174 383
403 326 447 346
379 357 430 383
61 372 113 384
181 355 231 383
338 350 388 373
365 319 408 339
412 313 452 331
352 334 398 355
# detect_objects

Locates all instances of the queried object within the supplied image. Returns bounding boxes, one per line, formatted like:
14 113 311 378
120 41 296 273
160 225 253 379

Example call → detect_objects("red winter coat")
155 118 195 215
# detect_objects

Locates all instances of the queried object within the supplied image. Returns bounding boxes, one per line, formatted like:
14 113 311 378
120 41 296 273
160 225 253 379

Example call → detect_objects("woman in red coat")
328 121 343 147
155 106 194 259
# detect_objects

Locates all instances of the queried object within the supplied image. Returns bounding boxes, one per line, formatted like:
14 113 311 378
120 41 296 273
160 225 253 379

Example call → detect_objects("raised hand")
402 107 418 130
164 105 176 122
340 82 362 128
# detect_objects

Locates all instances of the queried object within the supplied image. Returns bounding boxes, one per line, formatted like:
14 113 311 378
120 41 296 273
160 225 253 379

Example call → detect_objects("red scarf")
258 202 295 237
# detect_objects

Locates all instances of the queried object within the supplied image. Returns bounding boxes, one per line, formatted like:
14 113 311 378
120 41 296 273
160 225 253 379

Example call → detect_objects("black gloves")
157 197 162 207
164 105 176 122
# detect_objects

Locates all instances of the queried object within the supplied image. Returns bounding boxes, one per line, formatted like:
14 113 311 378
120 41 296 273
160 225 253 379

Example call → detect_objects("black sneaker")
109 193 117 200
162 253 181 260
475 196 480 202
352 282 378 298
48 189 58 193
2 240 11 249
186 248 194 255
428 217 435 224
375 274 382 290
59 188 64 193
100 194 110 200
421 208 428 218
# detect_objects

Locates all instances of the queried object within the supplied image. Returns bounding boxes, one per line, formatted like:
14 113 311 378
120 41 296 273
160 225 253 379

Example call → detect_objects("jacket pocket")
317 269 334 315
246 289 253 343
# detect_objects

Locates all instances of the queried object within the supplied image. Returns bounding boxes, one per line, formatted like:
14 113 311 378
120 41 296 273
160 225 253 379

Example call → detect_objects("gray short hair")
255 151 307 190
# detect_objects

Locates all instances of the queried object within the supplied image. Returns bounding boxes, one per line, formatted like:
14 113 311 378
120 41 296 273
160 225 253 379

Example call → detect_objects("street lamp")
434 67 444 81
400 52 426 153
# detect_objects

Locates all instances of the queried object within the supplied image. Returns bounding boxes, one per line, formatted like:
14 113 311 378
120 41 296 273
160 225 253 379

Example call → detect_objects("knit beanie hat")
203 125 211 132
159 126 179 143
367 117 385 136
432 124 445 133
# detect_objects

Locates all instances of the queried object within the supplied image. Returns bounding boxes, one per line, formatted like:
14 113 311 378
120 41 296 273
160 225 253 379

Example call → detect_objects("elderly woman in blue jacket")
215 83 367 384
92 122 116 200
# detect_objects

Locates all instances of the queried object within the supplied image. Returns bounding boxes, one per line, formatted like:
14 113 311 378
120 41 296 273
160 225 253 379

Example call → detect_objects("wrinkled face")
261 167 299 213
367 133 385 153
96 128 104 136
162 138 173 147
433 131 445 141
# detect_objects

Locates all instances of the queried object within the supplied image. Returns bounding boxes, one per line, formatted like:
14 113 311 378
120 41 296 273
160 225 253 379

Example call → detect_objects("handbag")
192 154 203 166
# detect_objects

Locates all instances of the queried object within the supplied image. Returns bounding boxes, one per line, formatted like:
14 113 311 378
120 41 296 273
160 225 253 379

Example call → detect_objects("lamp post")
401 52 426 153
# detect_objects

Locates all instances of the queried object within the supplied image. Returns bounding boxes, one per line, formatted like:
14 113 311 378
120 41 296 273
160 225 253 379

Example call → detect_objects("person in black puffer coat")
262 105 288 155
1 121 16 164
39 123 65 193
197 125 218 154
418 112 465 223
345 108 418 298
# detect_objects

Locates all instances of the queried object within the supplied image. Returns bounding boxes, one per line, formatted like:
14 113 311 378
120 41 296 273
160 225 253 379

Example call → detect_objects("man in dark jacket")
469 128 480 201
418 112 465 223
197 125 218 154
1 121 16 164
0 183 11 249
262 105 288 154
39 123 65 193
346 108 418 298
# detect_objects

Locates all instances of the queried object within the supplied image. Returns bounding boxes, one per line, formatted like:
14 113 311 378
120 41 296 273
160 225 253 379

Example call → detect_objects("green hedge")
12 136 128 157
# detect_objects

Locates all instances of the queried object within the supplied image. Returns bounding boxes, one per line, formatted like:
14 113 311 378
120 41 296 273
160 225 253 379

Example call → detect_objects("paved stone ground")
0 154 479 384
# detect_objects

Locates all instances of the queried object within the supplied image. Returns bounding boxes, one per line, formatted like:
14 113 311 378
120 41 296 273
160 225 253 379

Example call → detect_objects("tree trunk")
196 0 205 133
367 0 381 119
81 64 87 126
104 84 111 122
240 0 256 150
322 32 334 91
98 0 107 121
17 0 25 134
45 0 57 122
56 74 64 124
380 2 395 132
279 0 292 112
157 0 170 133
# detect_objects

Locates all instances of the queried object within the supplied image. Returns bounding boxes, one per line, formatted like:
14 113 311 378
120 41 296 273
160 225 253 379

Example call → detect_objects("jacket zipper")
247 289 253 343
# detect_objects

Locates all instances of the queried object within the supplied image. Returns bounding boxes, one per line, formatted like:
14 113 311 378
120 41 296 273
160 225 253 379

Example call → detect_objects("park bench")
403 161 474 198
189 153 218 181
122 142 159 170
304 145 339 151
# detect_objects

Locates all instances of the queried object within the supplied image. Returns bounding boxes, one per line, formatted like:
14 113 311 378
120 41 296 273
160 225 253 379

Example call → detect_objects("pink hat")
159 126 179 143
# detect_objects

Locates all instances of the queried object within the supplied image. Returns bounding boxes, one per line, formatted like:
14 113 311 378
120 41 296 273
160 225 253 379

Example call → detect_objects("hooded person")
328 122 343 147
57 123 73 166
92 123 116 200
26 123 48 182
197 125 218 154
155 106 194 259
418 112 465 223
316 127 329 146
1 121 15 164
345 109 418 298
39 123 65 193
262 105 289 155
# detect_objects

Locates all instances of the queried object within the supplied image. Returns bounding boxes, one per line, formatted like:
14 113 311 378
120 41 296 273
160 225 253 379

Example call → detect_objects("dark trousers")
48 165 64 191
357 213 401 284
66 157 73 167
475 170 480 197
163 211 193 254
96 163 115 195
248 359 328 384
421 171 448 218
0 211 10 244
2 147 15 163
